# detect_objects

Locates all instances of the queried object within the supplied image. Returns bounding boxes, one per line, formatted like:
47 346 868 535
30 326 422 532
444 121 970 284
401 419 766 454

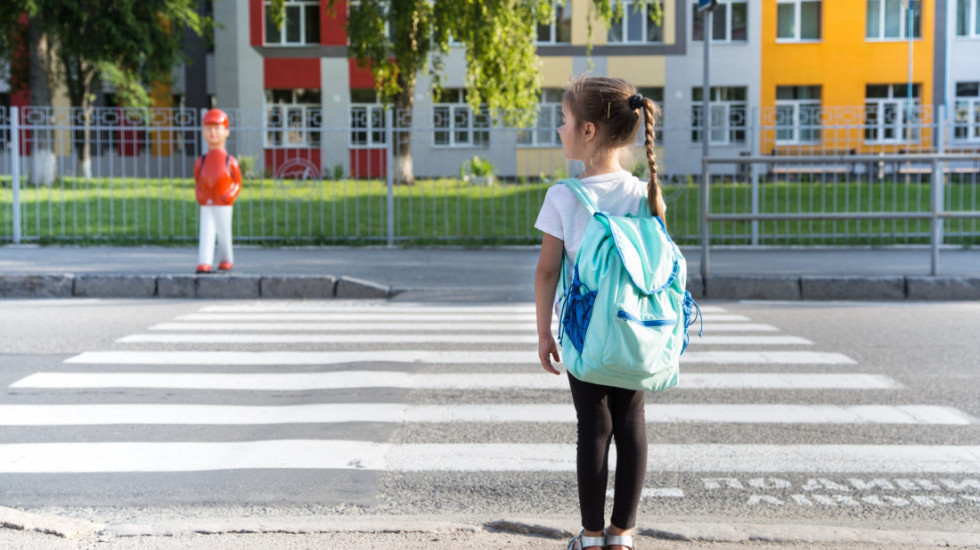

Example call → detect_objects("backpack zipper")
617 310 677 327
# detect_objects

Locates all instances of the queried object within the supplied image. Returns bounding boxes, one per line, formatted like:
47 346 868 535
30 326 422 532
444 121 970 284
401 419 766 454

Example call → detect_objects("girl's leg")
567 374 614 534
608 386 648 533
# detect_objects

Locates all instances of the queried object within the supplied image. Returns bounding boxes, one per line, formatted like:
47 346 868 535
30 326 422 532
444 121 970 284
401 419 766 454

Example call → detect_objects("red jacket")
194 149 242 206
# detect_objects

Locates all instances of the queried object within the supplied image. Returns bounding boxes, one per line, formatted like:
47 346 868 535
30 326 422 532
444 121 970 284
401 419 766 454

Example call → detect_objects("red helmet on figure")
202 108 230 128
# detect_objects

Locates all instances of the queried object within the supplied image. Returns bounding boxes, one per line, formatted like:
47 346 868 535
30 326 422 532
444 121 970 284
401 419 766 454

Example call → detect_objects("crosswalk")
2 301 979 511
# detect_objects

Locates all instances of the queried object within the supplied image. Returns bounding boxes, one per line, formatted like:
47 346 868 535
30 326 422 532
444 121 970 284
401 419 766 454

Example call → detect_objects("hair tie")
606 101 611 119
628 93 644 110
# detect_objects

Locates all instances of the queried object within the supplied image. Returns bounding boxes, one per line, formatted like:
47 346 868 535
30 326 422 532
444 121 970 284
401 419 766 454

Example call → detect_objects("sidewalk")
0 245 978 301
2 507 979 549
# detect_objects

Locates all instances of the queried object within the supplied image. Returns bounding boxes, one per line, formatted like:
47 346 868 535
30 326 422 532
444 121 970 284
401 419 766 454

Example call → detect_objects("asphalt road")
0 298 978 547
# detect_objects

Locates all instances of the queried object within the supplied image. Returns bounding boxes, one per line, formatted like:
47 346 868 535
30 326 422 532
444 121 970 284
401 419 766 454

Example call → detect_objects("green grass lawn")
1 176 978 246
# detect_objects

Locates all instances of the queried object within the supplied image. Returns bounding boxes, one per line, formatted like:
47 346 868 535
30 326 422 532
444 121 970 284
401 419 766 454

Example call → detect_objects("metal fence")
2 105 979 248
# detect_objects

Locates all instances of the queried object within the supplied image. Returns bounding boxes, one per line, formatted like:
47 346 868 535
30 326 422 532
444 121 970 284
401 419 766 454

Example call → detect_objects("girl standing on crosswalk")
534 76 665 550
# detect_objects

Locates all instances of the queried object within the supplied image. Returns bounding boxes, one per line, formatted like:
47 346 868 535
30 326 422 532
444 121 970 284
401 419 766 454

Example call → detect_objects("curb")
690 274 980 301
0 506 103 539
7 510 979 547
0 273 393 300
1 273 978 301
490 518 980 548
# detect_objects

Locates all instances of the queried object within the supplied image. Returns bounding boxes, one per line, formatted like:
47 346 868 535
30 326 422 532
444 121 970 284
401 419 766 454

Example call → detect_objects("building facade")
3 0 978 179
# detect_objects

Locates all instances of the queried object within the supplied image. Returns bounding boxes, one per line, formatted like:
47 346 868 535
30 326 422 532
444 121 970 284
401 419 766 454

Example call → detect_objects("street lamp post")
698 0 717 281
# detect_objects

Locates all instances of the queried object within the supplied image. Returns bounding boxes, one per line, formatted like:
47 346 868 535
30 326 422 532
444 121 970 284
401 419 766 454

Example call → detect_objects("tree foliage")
0 0 209 108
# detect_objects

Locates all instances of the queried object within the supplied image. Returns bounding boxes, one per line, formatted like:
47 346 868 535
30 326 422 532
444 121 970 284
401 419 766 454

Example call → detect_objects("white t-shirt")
535 171 648 261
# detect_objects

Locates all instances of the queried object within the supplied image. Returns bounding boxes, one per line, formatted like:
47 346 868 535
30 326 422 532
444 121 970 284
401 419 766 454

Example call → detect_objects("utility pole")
699 0 717 281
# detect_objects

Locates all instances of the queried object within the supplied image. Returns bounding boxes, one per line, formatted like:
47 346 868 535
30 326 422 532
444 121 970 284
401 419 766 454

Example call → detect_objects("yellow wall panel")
517 148 568 178
607 56 665 87
541 57 574 88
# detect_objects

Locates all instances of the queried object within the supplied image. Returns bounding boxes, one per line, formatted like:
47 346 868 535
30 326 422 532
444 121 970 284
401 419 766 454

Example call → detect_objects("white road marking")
606 488 685 499
115 333 810 346
0 404 968 426
174 312 750 323
149 322 542 333
197 304 730 314
12 372 903 391
119 333 542 344
0 442 977 473
64 350 856 365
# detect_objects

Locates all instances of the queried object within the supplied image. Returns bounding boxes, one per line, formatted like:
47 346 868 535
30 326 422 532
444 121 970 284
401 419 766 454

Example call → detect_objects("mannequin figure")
194 108 241 273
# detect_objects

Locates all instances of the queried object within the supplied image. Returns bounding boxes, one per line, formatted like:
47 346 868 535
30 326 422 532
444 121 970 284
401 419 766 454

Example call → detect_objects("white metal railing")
2 105 979 251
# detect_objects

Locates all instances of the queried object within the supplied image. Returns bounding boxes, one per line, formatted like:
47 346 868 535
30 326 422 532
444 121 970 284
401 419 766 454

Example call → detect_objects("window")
864 84 920 143
954 82 980 142
265 89 321 147
693 1 748 42
433 89 490 147
537 1 572 44
350 89 386 148
608 0 664 43
866 0 920 40
777 0 821 41
518 89 563 146
691 86 747 145
265 0 320 46
957 0 980 37
775 86 821 144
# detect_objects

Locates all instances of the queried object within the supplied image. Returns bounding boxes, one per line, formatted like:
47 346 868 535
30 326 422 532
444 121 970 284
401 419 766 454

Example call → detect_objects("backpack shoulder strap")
559 178 598 216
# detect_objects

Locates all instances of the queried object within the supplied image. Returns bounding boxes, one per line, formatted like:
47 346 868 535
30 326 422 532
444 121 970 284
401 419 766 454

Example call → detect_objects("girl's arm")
534 233 564 375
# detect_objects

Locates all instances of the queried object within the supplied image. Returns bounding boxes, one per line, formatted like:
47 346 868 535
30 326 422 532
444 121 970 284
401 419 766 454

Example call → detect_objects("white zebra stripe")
11 372 902 391
115 333 810 346
64 350 856 366
197 304 730 314
147 322 779 334
174 312 750 323
0 404 968 426
0 441 976 473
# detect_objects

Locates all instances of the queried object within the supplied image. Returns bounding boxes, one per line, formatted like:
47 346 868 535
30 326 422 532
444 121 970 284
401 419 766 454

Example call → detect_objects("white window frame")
264 0 320 46
350 103 387 149
866 0 921 41
775 87 822 144
518 90 562 147
953 82 980 143
433 90 490 148
607 0 664 44
776 0 822 42
691 87 748 146
537 1 572 44
265 89 322 148
956 0 980 37
864 84 920 144
692 0 748 43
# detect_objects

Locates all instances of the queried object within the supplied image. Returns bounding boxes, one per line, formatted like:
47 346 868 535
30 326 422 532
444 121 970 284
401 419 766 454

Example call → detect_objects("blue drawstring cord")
681 291 702 354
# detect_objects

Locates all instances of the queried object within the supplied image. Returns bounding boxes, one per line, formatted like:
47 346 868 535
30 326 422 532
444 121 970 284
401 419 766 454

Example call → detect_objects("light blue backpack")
558 178 700 392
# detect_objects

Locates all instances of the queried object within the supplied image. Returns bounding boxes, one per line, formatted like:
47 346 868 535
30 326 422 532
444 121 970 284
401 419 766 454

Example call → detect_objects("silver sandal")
566 530 606 550
605 533 634 550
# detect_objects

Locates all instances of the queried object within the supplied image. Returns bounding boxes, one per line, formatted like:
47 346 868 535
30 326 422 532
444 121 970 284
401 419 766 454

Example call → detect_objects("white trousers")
198 205 234 267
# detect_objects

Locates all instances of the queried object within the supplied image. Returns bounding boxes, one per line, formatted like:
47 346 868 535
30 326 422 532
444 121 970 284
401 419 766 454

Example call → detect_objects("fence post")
750 106 760 246
930 105 946 276
10 106 21 244
700 158 710 281
385 108 395 247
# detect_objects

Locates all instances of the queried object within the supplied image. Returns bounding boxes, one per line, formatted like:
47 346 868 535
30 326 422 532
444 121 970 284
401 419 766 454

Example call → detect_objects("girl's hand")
538 336 562 375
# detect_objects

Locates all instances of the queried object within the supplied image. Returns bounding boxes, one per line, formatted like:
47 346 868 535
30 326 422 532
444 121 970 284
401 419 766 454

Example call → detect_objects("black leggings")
568 373 648 532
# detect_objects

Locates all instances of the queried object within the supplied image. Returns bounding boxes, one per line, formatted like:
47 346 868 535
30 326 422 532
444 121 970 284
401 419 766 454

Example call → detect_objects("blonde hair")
563 76 665 220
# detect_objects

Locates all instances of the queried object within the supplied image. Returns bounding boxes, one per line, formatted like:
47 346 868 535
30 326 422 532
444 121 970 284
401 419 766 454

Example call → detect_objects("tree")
0 1 208 180
268 0 662 185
